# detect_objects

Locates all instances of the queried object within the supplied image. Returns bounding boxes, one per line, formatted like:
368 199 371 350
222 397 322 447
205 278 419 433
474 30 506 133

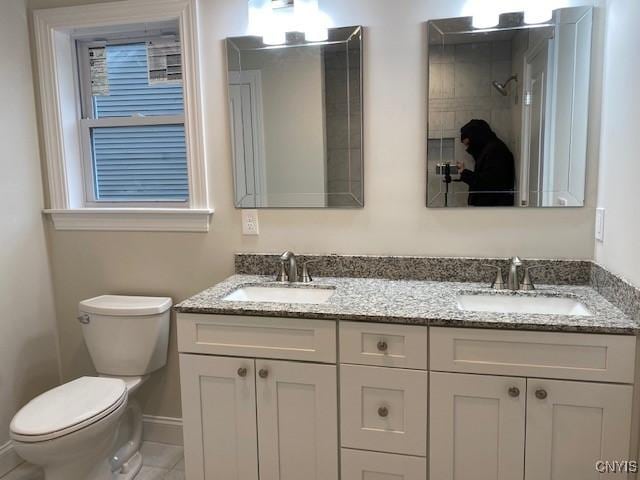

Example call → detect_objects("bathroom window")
33 1 211 231
77 39 189 204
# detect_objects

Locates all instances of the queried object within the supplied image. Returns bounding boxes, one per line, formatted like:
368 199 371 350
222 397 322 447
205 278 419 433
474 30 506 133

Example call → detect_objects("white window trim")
34 0 212 232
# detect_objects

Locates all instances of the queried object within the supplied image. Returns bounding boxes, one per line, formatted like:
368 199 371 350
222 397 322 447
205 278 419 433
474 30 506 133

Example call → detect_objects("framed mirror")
226 26 363 208
427 7 593 208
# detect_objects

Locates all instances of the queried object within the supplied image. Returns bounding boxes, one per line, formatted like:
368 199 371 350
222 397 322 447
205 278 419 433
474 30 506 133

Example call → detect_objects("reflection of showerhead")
492 74 518 96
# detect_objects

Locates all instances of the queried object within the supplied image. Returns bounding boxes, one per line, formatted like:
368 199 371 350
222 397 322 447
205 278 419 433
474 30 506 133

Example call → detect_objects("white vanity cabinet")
178 314 338 480
429 327 637 480
178 312 637 480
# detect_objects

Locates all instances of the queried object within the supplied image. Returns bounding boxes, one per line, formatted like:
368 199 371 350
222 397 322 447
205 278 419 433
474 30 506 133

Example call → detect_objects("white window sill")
43 208 214 232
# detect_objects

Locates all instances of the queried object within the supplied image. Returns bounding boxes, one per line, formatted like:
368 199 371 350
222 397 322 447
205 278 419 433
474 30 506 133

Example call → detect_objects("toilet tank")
78 295 172 376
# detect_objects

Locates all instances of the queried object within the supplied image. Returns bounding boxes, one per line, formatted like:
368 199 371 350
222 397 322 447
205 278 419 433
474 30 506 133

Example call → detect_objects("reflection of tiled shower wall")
324 46 362 207
429 41 516 207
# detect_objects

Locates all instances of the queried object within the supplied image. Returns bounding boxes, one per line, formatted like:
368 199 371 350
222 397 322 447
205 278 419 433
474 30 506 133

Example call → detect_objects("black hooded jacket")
459 119 515 207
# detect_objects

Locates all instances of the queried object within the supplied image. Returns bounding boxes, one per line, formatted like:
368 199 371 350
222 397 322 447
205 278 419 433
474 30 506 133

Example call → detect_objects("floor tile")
163 469 185 480
140 442 184 470
1 442 184 480
171 459 184 471
134 466 169 480
0 464 43 480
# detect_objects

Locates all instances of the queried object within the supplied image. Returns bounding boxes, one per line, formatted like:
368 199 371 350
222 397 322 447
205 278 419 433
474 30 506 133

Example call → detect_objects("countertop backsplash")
235 254 592 285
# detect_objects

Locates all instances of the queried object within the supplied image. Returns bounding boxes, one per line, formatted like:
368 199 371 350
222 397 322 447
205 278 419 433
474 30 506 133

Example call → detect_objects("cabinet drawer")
341 449 426 480
430 327 636 383
341 365 428 456
340 322 428 369
177 313 336 363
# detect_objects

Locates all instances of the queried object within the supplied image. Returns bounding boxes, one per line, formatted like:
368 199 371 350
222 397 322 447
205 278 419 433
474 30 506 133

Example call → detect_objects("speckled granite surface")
591 263 640 322
175 274 639 334
235 254 591 285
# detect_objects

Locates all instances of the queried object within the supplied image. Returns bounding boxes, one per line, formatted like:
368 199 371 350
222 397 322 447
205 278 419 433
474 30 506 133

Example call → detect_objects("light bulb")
305 26 328 42
263 29 286 45
472 11 500 29
524 7 553 24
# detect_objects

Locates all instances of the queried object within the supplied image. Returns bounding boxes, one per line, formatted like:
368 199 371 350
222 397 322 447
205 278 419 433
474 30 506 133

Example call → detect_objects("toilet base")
115 451 142 480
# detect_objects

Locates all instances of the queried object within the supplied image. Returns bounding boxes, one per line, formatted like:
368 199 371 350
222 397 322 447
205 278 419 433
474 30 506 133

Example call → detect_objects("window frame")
76 36 189 208
33 0 212 232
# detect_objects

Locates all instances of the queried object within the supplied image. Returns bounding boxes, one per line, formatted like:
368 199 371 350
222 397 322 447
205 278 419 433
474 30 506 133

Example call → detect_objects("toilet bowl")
9 295 172 480
11 377 128 480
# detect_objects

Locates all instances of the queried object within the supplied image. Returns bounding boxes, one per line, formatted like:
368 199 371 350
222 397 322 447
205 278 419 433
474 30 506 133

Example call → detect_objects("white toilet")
10 295 172 480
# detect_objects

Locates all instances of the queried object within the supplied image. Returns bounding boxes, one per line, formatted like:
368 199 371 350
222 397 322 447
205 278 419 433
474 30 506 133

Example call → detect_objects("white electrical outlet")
595 208 605 242
242 209 260 235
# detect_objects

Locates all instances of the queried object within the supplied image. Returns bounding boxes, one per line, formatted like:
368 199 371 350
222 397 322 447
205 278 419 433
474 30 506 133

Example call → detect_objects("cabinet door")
341 448 427 480
179 354 258 480
525 378 633 480
256 359 338 480
430 372 526 480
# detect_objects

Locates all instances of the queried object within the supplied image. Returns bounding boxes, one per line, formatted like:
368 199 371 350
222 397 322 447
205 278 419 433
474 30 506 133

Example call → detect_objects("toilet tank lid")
79 295 172 316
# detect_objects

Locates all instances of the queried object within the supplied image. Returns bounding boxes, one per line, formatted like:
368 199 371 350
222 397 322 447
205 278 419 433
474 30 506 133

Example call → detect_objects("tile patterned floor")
1 442 184 480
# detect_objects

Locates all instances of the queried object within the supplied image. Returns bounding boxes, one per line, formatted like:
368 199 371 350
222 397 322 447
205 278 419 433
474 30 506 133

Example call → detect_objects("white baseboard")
0 441 23 477
142 416 183 446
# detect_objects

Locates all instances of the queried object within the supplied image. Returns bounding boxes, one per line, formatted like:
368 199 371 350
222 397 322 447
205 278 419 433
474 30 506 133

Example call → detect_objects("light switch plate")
242 209 260 235
595 208 605 242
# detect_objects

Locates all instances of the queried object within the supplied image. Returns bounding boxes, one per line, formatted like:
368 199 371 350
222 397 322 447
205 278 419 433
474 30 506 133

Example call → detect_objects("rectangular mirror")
226 26 363 208
427 7 593 207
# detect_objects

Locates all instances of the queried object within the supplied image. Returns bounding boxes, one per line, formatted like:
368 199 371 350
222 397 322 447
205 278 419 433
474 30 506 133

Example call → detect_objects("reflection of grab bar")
110 399 143 474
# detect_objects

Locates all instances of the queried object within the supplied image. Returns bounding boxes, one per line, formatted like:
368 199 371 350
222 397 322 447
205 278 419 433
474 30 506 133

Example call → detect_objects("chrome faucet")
279 251 298 283
507 256 523 290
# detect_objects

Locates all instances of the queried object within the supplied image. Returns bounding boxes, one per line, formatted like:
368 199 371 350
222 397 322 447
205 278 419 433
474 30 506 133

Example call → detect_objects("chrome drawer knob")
535 389 548 400
377 340 388 352
258 368 269 379
508 386 520 398
237 367 248 378
378 406 389 418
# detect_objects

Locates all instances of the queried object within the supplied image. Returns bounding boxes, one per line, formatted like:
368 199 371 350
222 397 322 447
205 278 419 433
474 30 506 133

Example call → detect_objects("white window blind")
81 40 189 203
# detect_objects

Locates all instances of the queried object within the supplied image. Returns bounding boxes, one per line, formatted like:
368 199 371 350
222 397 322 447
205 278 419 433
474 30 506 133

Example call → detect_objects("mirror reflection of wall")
427 7 593 208
227 27 363 208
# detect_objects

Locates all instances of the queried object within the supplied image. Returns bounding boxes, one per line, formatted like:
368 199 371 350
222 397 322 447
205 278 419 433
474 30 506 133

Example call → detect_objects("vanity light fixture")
467 0 556 29
248 0 331 45
524 2 553 24
472 11 500 29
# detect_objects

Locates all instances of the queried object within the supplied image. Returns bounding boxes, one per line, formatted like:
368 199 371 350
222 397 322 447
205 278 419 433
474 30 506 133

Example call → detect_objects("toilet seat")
10 376 127 443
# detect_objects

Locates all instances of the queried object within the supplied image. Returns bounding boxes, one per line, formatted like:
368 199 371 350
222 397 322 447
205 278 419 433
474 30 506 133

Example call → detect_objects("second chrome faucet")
483 256 543 291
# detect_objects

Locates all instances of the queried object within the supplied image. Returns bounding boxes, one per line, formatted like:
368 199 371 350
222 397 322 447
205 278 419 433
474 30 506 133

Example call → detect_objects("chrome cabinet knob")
535 389 548 400
508 386 520 398
77 314 90 325
258 368 269 379
377 340 388 352
237 367 248 378
377 406 389 418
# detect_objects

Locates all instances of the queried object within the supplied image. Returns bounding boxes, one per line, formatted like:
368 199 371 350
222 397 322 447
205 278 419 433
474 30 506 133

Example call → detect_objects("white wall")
595 0 640 287
0 0 60 458
28 0 603 420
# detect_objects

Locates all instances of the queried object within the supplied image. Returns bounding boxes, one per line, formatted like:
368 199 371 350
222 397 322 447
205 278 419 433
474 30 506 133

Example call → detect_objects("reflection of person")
456 119 515 207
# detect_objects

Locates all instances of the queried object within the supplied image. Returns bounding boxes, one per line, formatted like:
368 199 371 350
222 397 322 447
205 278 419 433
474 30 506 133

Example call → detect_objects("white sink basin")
457 294 592 316
223 286 335 304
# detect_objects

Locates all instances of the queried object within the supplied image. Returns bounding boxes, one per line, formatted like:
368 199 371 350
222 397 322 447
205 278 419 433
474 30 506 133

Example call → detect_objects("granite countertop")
175 274 639 335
